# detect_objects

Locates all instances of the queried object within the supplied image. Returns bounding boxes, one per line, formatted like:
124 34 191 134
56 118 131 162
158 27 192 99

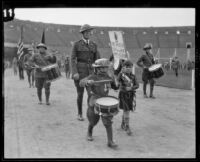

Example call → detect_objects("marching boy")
79 58 119 149
116 60 139 135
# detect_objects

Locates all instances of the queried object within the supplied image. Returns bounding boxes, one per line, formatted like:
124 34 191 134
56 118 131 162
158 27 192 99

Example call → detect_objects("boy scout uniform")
137 44 156 98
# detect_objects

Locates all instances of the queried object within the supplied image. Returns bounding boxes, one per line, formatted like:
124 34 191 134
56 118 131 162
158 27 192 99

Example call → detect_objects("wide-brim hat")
36 43 47 49
143 43 152 50
80 24 94 33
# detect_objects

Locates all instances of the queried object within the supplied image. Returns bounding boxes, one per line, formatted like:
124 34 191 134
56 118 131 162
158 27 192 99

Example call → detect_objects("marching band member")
116 60 139 135
71 24 101 121
23 47 35 88
30 43 55 105
79 58 119 149
137 43 156 99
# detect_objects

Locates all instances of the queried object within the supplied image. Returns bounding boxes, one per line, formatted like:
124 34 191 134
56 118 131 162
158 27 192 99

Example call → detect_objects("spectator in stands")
64 56 70 78
30 43 55 105
23 48 35 87
71 24 101 121
137 43 156 99
12 57 18 75
171 56 180 77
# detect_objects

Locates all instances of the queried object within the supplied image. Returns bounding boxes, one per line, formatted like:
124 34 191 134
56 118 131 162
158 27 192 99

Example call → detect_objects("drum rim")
42 64 59 71
149 63 162 71
95 96 119 107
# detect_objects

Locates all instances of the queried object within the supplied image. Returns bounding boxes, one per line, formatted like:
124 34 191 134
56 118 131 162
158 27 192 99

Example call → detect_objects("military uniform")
137 44 155 98
64 57 70 78
172 57 180 77
30 43 55 105
79 58 119 148
71 39 100 119
12 57 18 75
23 51 35 87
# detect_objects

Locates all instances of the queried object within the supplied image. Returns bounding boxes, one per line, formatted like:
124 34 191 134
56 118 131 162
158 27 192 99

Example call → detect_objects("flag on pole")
41 28 45 43
17 26 24 60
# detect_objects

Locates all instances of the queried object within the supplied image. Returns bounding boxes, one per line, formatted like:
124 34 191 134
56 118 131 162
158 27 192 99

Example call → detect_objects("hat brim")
80 28 94 33
92 64 109 68
36 46 47 49
143 47 151 50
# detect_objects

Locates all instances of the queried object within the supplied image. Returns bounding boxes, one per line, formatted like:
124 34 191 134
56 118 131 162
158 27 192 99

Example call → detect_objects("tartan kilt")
119 91 136 111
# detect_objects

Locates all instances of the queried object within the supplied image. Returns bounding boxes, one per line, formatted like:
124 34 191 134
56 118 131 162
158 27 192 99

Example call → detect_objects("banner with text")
108 31 126 60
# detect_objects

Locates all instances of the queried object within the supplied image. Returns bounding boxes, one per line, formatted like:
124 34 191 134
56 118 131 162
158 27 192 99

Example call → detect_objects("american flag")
17 26 24 60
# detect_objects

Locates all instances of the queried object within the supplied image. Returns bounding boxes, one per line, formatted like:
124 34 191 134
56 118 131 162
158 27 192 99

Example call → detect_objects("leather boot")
149 85 155 99
121 116 125 130
37 89 42 104
45 91 50 105
106 126 118 149
124 117 132 136
87 125 94 141
125 125 132 136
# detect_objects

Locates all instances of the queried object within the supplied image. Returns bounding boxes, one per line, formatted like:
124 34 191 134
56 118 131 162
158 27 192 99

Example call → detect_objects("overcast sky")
14 8 195 27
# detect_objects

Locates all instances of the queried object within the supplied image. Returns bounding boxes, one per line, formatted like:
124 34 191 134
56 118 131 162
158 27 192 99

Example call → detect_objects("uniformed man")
64 56 70 78
30 43 55 105
171 56 180 77
12 57 18 75
137 43 156 98
23 48 35 87
71 24 101 121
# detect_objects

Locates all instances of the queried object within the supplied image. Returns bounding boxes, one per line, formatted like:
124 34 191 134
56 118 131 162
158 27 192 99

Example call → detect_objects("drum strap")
38 54 49 66
146 53 154 66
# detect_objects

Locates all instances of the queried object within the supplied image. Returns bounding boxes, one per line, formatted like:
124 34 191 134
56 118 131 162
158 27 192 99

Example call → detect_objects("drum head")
42 64 58 71
149 64 162 71
96 96 119 106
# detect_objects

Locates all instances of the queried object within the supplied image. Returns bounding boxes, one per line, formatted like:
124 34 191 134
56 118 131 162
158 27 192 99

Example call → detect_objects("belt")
77 59 91 64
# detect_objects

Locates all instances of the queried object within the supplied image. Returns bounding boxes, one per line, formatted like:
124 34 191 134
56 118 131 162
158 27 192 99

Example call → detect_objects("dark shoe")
126 127 133 136
38 101 42 105
107 141 118 149
87 134 94 141
121 122 125 130
77 115 84 121
46 102 50 105
143 94 148 98
149 95 156 99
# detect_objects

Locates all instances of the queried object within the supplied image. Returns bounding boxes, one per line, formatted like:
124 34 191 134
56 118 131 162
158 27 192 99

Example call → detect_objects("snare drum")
94 96 119 116
148 64 164 79
42 64 62 82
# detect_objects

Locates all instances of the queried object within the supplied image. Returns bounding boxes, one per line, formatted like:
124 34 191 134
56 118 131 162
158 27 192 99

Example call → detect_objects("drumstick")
93 80 112 84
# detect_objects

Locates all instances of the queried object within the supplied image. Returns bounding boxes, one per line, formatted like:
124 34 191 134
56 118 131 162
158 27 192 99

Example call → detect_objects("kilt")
119 91 136 111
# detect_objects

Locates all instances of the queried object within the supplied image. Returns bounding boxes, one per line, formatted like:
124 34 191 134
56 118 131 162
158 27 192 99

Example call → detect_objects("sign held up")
108 31 127 60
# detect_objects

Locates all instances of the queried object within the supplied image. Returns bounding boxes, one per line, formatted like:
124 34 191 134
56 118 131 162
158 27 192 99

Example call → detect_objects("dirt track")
4 68 195 158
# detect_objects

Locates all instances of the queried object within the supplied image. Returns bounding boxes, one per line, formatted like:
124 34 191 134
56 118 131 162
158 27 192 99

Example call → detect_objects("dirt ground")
4 68 195 158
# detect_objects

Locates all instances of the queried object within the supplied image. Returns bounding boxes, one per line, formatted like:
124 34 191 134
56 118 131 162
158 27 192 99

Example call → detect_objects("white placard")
108 31 126 60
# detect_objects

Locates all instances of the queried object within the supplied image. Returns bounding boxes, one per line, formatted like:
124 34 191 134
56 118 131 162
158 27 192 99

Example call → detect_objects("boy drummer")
79 58 119 149
116 60 139 135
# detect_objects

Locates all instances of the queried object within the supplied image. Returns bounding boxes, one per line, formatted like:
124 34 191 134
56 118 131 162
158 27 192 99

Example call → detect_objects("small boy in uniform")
117 60 139 135
79 58 119 149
